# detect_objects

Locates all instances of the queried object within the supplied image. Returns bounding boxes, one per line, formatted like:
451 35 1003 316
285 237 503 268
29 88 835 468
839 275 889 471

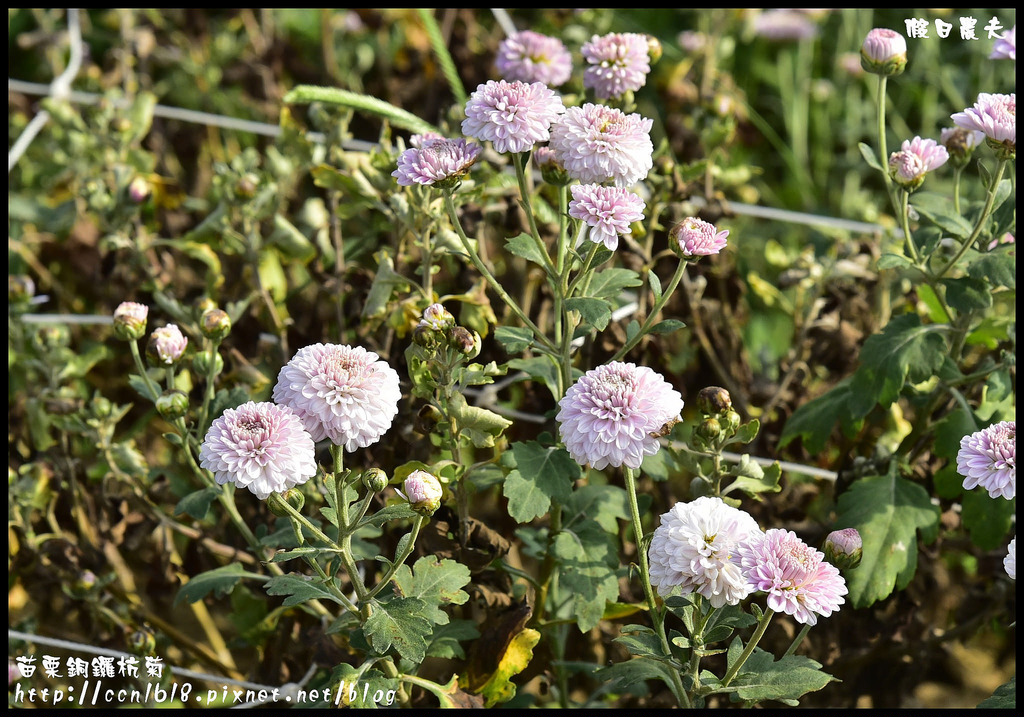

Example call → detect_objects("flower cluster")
581 32 652 100
556 361 683 470
273 343 402 452
461 79 565 154
649 499 849 624
199 401 317 499
568 184 646 251
956 421 1015 500
495 30 572 86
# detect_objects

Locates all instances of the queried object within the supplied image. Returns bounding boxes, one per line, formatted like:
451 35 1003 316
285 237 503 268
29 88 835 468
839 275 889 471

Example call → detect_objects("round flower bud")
128 176 151 203
450 326 482 358
420 303 456 331
415 404 444 435
940 126 986 169
860 28 907 76
128 627 157 655
412 323 438 349
361 468 389 493
113 301 149 341
70 570 98 597
671 216 729 260
200 308 232 341
695 417 722 442
269 488 306 517
721 409 742 435
533 146 572 186
823 528 863 571
146 324 188 366
236 173 259 198
647 35 663 64
192 349 224 377
155 390 189 421
8 275 35 305
696 386 732 416
403 470 443 516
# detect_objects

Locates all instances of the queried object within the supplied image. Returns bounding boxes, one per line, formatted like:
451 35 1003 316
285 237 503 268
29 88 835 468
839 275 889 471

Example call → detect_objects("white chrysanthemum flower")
200 401 317 500
648 496 763 607
272 344 402 451
556 361 683 470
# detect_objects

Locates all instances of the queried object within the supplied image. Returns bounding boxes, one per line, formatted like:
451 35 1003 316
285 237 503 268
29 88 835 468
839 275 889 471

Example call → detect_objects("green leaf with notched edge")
330 664 398 709
174 486 220 521
448 392 512 448
942 276 993 312
427 619 480 660
264 574 344 607
833 468 940 607
978 676 1015 709
564 484 629 533
505 232 552 269
614 625 669 659
554 518 621 632
850 313 948 412
725 643 836 705
960 489 1015 550
363 596 433 664
494 325 535 354
909 192 973 239
968 251 1015 290
779 378 863 454
392 556 471 625
564 296 613 331
586 267 643 299
175 562 257 605
596 657 684 704
502 441 578 523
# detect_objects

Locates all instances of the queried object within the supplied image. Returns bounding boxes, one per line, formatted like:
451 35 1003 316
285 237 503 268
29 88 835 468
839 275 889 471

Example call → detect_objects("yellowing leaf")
461 627 540 708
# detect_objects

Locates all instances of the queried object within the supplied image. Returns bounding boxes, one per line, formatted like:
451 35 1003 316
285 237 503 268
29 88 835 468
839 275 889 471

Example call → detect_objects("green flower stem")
163 366 176 392
875 75 894 198
688 602 715 695
128 339 162 403
267 492 341 550
443 191 557 354
532 501 563 628
512 152 557 280
721 608 775 688
330 446 370 604
376 658 412 707
565 237 601 298
783 623 813 658
306 553 360 614
897 190 922 265
936 158 1008 279
623 466 690 708
951 165 964 215
365 515 426 601
197 338 222 435
555 184 570 279
611 259 688 362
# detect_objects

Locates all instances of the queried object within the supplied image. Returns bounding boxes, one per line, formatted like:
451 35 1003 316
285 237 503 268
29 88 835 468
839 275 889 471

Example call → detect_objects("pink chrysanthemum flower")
568 184 646 251
495 30 572 87
393 137 482 188
753 9 819 41
548 103 654 187
461 79 565 155
199 401 317 500
648 497 763 607
419 303 455 331
401 469 444 516
112 301 149 340
148 324 188 365
739 529 848 626
957 421 1015 500
888 136 948 190
272 344 402 452
952 93 1016 154
581 32 651 100
990 25 1015 61
409 131 445 148
671 216 730 258
556 361 683 470
1005 538 1016 580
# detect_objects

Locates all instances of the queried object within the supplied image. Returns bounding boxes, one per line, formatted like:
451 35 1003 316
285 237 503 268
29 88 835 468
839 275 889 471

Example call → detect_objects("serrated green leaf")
960 490 1015 550
174 486 220 521
779 378 862 453
564 484 629 533
175 562 253 605
449 391 512 448
392 556 471 625
507 356 560 400
942 276 993 312
505 232 551 270
877 252 914 270
553 518 620 632
363 596 433 664
852 313 948 411
967 251 1015 289
128 373 159 402
727 647 836 704
330 664 398 709
587 267 643 299
910 192 973 239
977 676 1015 709
565 296 612 331
502 441 579 523
427 619 480 660
264 574 343 607
833 468 940 607
614 625 668 659
494 325 535 354
596 656 683 703
727 459 782 499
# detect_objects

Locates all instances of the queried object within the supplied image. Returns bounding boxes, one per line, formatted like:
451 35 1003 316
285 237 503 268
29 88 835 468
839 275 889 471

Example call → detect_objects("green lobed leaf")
329 664 398 709
174 486 220 521
942 276 993 312
175 562 253 605
910 192 973 239
392 556 471 625
363 596 434 664
726 645 836 705
564 484 629 533
448 391 513 448
960 490 1015 550
507 356 560 401
553 518 621 632
876 252 914 271
564 296 613 331
614 625 669 659
779 378 863 454
586 267 643 299
977 676 1015 709
851 313 948 411
494 325 535 354
502 441 579 523
264 574 344 607
967 251 1015 290
505 232 552 270
833 468 940 607
426 619 480 660
595 657 684 704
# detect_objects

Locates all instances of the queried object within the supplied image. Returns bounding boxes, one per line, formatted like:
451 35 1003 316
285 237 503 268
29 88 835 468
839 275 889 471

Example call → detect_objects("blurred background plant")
9 8 1014 709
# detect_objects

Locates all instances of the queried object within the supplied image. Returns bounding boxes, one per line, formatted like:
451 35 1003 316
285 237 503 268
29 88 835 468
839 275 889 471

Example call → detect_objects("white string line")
489 8 519 37
8 9 83 174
